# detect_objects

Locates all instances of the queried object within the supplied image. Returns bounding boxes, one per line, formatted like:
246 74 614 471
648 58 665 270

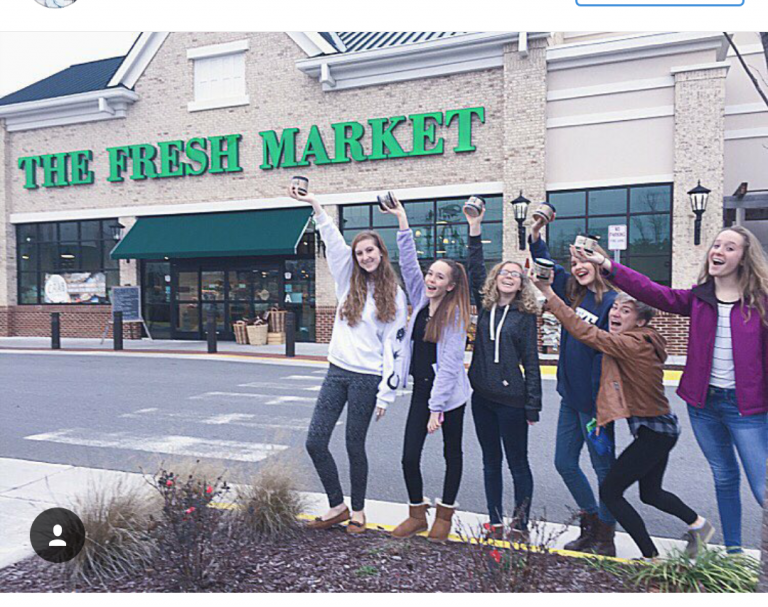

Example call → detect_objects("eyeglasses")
499 270 523 279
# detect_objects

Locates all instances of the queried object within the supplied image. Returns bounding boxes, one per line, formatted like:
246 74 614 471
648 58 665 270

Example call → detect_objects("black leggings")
402 378 465 505
599 425 698 558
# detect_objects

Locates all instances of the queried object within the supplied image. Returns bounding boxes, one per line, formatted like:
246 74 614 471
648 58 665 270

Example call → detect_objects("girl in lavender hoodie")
383 195 473 543
574 225 768 554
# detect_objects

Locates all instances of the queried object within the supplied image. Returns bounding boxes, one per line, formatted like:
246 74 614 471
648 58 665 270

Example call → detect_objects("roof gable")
0 56 125 107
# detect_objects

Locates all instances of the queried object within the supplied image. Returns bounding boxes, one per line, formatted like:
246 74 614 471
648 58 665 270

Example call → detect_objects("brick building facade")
1 31 766 357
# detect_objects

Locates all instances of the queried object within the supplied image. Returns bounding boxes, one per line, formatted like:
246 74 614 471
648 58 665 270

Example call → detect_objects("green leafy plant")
354 565 379 577
630 549 760 593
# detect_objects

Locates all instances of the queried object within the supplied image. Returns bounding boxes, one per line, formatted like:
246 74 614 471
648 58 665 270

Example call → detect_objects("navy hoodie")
530 236 617 414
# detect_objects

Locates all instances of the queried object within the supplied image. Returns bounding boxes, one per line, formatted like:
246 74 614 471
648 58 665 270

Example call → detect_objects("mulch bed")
0 524 637 593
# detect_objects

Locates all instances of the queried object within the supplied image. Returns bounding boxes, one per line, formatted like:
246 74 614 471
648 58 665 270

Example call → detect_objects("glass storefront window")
631 185 672 214
201 271 225 301
589 189 627 216
546 184 672 285
340 194 504 285
229 271 252 301
177 303 200 332
549 191 586 218
16 219 120 304
341 205 369 229
176 271 200 301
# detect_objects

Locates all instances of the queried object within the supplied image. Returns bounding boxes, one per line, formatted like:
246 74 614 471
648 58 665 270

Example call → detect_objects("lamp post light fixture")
511 191 530 251
688 181 711 246
109 220 125 242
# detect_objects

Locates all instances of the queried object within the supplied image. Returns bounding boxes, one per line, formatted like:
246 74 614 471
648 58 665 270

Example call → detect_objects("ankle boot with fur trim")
427 501 455 543
391 503 430 539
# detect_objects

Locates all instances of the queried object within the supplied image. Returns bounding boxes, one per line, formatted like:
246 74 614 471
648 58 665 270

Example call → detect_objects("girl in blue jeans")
530 214 618 555
575 225 768 553
465 204 542 541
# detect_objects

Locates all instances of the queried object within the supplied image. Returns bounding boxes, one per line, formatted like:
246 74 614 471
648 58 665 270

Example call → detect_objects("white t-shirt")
709 301 736 389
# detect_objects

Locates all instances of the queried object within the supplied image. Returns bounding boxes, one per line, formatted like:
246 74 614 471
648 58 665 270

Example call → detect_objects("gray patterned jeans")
305 364 380 512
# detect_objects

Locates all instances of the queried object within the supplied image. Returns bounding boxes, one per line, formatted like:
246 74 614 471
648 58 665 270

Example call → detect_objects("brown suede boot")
391 503 429 539
427 501 455 543
564 512 598 552
591 520 617 557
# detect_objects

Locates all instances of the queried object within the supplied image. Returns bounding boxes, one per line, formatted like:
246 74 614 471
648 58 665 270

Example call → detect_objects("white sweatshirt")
314 211 408 409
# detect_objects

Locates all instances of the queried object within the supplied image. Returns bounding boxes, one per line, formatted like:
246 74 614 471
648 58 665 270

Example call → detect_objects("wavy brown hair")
340 231 400 327
566 242 614 309
697 226 768 327
481 261 540 315
425 259 471 343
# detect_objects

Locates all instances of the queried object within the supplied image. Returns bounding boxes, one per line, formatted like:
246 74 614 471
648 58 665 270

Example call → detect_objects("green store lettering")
260 107 485 169
17 107 485 189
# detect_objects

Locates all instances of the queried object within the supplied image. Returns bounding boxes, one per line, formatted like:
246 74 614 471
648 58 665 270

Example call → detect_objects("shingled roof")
336 32 468 53
0 56 126 107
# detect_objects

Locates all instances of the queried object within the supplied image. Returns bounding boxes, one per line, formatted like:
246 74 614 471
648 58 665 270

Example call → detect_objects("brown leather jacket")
547 296 671 427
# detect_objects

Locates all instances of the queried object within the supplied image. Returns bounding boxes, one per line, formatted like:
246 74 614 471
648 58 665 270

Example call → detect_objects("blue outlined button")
576 0 743 5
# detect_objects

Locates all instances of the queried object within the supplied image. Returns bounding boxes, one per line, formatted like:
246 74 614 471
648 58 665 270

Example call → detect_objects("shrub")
64 478 158 586
456 514 567 592
232 460 306 541
149 461 231 590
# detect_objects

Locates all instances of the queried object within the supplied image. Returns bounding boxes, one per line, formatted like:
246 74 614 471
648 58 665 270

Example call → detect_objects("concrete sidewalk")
0 457 753 571
0 336 687 374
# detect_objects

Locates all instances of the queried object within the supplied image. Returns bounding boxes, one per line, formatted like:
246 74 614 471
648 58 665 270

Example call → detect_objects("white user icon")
49 524 67 547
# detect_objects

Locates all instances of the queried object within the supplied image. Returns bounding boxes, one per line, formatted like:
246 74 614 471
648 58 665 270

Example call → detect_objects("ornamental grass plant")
232 459 307 541
64 477 159 587
629 548 760 593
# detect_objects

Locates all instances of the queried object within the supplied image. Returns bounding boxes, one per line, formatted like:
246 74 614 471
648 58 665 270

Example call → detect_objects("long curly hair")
566 242 614 309
425 259 471 343
697 226 768 327
340 231 400 327
481 261 540 315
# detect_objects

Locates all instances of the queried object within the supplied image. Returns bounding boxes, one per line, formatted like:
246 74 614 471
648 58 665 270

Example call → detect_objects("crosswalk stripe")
284 375 324 381
24 429 288 463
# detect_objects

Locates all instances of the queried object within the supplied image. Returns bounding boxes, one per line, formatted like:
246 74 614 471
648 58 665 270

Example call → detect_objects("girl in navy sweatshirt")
529 214 618 555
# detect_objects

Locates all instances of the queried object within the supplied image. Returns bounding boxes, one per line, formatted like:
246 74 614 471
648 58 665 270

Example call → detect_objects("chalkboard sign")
111 286 142 322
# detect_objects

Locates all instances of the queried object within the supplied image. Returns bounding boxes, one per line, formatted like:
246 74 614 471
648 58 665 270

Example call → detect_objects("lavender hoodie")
396 229 472 413
605 262 768 416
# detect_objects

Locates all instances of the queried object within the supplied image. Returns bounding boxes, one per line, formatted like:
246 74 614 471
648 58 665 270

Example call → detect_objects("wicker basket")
268 309 287 333
233 322 248 345
267 331 285 345
247 324 268 346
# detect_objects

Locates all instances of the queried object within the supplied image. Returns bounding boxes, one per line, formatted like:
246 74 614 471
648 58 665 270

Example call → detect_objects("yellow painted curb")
209 503 629 564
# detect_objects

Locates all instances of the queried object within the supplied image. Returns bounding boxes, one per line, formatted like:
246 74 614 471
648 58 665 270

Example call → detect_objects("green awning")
111 208 312 260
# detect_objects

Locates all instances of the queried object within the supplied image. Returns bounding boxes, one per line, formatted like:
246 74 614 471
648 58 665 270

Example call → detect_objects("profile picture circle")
35 0 78 8
30 508 86 564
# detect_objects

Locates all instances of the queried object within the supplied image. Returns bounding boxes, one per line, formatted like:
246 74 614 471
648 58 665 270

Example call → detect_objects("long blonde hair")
481 261 540 315
340 231 400 327
567 243 614 309
425 259 471 343
697 226 768 327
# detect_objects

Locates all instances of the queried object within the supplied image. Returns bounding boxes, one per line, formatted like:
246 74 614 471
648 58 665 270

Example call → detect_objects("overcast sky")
0 32 139 98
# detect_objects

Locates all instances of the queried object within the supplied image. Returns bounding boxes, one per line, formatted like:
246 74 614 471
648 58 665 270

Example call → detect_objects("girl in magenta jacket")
575 226 768 553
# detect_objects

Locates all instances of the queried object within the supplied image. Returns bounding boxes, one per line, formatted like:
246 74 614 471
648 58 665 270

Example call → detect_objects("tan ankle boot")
427 501 455 543
391 503 429 539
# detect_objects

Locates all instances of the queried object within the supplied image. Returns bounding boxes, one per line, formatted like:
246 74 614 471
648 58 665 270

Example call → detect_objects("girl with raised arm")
465 204 542 541
289 186 408 535
529 215 618 555
383 195 472 543
530 269 713 560
575 226 768 554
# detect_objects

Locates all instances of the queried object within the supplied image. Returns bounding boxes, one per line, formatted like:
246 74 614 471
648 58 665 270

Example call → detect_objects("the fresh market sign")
18 107 485 190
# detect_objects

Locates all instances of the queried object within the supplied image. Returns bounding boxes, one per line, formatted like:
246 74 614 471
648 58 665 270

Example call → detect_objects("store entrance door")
172 261 282 340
